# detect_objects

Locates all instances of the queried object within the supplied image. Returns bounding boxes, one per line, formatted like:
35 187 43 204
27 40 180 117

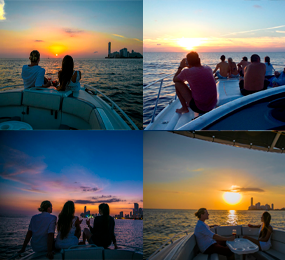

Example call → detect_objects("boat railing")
85 85 139 130
147 228 192 259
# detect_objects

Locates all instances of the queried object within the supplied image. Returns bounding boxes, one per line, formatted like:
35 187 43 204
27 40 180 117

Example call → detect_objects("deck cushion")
23 90 61 110
63 247 104 260
0 91 22 106
104 249 134 260
62 97 93 122
242 227 260 236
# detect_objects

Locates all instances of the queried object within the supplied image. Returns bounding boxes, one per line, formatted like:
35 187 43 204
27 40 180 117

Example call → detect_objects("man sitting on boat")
237 56 250 77
213 55 229 79
239 54 269 96
194 208 234 260
18 201 57 259
21 50 53 89
173 52 217 114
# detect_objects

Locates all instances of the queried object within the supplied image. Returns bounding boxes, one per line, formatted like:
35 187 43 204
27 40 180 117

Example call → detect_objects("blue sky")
0 131 143 215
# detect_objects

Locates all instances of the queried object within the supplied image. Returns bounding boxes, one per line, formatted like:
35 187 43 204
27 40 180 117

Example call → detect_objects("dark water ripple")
143 209 285 259
0 58 143 129
143 52 285 128
0 215 142 259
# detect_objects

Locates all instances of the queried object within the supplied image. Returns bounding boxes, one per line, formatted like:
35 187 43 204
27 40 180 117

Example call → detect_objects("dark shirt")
90 216 116 248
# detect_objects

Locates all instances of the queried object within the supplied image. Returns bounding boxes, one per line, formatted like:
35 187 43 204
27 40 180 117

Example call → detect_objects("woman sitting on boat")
173 51 217 114
56 55 81 92
82 203 118 249
21 50 53 89
18 201 56 259
228 57 239 78
55 201 83 249
194 208 234 260
244 212 273 251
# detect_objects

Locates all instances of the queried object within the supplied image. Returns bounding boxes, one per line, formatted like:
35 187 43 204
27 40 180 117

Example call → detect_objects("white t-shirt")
194 220 216 253
265 62 274 76
21 65 45 88
28 212 57 252
55 216 79 249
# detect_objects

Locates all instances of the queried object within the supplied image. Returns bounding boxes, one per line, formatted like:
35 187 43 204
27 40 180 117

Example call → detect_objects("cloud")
253 5 262 8
192 168 204 172
157 44 161 46
0 0 6 20
132 38 143 43
113 34 125 38
221 25 285 36
34 40 44 42
94 51 98 53
276 31 285 33
221 187 265 193
74 195 126 204
63 28 84 37
21 188 46 193
80 186 99 192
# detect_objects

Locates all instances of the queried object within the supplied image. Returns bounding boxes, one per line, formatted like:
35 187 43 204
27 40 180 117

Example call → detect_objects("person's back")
213 55 229 78
29 212 57 252
92 215 115 248
264 56 274 76
244 55 266 91
65 71 81 91
194 219 216 253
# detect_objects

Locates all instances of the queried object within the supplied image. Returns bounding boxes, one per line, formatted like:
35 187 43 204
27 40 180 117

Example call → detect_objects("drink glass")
232 229 236 239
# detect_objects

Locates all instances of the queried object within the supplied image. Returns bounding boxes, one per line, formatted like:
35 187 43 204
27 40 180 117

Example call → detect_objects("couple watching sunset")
194 208 272 259
21 50 81 92
18 200 118 259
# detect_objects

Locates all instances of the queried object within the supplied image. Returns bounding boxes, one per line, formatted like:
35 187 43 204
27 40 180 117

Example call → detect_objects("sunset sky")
144 132 285 210
0 0 143 58
0 131 143 216
144 0 285 52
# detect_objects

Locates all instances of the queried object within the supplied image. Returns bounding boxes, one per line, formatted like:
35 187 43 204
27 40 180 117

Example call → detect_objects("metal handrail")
85 85 138 130
148 228 192 259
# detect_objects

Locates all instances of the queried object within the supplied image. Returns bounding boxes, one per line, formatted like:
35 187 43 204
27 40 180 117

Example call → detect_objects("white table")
0 121 33 130
227 238 259 260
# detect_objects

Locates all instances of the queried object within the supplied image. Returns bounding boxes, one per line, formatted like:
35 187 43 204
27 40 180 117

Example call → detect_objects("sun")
177 37 205 50
223 192 242 205
56 54 58 57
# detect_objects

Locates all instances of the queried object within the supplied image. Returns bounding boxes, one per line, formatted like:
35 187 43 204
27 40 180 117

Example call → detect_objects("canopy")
172 131 285 154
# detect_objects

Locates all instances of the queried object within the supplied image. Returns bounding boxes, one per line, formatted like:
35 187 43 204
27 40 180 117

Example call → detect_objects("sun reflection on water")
227 210 238 225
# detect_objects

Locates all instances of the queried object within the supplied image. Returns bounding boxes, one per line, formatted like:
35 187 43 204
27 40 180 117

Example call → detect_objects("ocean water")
143 209 285 259
0 215 143 259
0 58 143 129
143 52 285 128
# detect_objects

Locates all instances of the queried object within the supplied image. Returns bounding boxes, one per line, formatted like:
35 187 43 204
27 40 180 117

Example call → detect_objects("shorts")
189 99 207 114
230 74 239 78
239 80 269 96
260 241 271 251
215 71 227 79
204 241 234 257
88 235 110 249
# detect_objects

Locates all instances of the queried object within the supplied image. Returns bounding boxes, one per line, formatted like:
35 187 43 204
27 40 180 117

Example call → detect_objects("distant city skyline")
0 131 143 215
0 1 143 58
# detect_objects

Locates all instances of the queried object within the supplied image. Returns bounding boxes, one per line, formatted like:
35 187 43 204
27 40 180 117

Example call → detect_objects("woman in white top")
57 55 81 92
55 201 82 249
243 211 273 251
264 56 275 76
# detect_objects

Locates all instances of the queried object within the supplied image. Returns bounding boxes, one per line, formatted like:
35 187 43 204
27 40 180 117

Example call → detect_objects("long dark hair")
99 203 110 230
58 55 74 91
265 56 270 65
259 211 271 238
57 201 75 240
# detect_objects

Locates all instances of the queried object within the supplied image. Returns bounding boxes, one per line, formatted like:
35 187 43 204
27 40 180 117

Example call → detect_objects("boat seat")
61 97 105 130
104 249 136 260
242 227 260 238
62 246 104 260
0 91 25 121
22 89 62 129
193 253 219 260
132 252 143 259
216 225 242 238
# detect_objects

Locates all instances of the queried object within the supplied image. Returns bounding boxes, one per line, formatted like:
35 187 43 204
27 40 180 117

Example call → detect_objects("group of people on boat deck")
18 201 118 259
173 51 285 114
194 208 273 259
21 50 82 92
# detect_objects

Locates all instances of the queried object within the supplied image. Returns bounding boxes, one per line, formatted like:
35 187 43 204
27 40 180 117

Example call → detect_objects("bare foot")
176 107 189 114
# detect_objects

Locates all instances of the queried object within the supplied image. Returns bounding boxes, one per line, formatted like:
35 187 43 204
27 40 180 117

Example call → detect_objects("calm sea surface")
143 209 285 259
0 215 143 259
0 58 143 129
143 52 285 128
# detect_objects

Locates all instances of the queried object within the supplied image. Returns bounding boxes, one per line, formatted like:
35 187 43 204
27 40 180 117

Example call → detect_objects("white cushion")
62 98 93 122
104 250 134 260
23 91 61 110
63 247 104 260
0 92 22 106
216 225 242 236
